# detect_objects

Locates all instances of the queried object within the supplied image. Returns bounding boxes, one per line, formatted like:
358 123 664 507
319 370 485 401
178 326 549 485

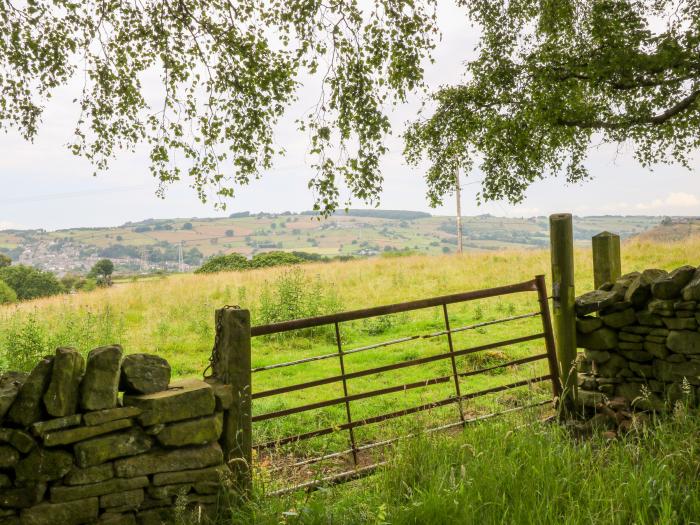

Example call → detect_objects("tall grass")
237 406 700 525
2 236 697 373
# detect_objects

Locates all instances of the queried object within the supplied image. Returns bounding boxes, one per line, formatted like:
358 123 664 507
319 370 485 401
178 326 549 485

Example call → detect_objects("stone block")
114 442 223 478
621 325 653 335
74 429 152 468
577 328 617 351
96 513 136 525
651 265 696 299
7 357 53 427
643 341 669 359
65 463 115 486
649 328 670 336
123 379 215 426
83 407 142 427
119 354 170 395
50 476 149 503
0 484 46 509
575 290 620 315
577 389 605 408
19 498 98 525
681 268 700 301
81 345 123 411
151 465 227 487
620 350 653 363
618 332 644 343
674 300 697 311
99 489 144 510
654 359 700 385
583 349 610 364
618 342 643 351
629 362 653 378
648 299 675 317
601 308 636 329
147 484 191 500
135 508 173 525
576 316 602 334
0 372 26 421
0 445 19 468
0 428 35 453
14 447 73 483
663 317 697 330
597 353 627 375
43 348 85 417
31 414 82 436
156 415 223 447
43 418 132 447
636 311 664 326
667 330 700 355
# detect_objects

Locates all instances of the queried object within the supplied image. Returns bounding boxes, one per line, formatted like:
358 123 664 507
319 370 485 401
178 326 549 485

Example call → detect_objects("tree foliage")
0 279 17 304
89 259 115 282
0 255 11 268
0 0 437 215
0 265 63 301
405 1 700 206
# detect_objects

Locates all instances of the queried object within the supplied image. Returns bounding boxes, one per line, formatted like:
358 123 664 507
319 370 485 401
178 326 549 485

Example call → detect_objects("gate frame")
212 274 561 495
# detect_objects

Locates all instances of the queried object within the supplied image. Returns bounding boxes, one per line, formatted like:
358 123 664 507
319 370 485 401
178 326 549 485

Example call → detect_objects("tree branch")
557 87 700 129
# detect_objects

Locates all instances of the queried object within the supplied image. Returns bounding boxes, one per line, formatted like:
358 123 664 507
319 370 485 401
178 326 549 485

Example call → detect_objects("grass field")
1 234 699 514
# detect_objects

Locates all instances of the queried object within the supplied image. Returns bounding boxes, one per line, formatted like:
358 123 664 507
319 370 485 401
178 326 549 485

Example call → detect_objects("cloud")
599 192 700 215
0 220 26 230
633 192 700 211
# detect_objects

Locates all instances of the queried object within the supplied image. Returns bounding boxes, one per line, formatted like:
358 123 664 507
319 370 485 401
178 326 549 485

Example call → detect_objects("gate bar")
251 279 538 336
335 322 359 465
443 304 466 424
535 274 562 398
251 311 541 373
255 375 552 449
253 353 548 422
253 332 545 400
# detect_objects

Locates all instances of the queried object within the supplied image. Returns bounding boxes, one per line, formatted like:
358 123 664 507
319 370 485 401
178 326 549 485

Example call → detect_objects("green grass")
2 235 699 519
234 405 700 524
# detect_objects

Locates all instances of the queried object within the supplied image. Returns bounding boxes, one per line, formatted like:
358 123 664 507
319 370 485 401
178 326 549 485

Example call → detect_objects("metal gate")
249 275 560 493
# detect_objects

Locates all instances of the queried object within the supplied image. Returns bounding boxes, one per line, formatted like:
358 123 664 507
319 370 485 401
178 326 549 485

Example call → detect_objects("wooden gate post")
592 231 621 289
549 214 578 409
212 307 252 496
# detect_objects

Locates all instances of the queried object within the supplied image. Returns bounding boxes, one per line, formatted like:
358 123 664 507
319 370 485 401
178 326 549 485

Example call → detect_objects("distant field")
0 212 668 274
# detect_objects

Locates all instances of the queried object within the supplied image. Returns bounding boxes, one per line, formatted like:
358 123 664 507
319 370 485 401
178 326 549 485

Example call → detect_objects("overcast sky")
1 3 698 231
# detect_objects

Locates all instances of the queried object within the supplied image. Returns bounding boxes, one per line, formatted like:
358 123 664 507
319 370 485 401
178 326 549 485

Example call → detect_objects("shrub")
257 268 342 339
0 279 17 304
195 253 250 274
250 251 303 268
0 265 63 300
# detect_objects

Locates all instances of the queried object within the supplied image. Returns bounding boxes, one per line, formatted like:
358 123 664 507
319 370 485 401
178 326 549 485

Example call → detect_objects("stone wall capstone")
0 345 232 525
575 265 700 411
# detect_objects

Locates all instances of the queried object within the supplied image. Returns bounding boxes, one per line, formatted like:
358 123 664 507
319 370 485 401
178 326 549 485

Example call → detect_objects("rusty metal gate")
249 275 560 493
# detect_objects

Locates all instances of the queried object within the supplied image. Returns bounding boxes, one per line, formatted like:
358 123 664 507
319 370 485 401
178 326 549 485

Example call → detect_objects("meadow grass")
1 235 699 490
233 404 700 525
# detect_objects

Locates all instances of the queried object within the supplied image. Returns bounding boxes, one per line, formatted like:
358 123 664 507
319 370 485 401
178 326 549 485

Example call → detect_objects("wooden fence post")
212 306 252 496
592 231 621 289
549 214 578 409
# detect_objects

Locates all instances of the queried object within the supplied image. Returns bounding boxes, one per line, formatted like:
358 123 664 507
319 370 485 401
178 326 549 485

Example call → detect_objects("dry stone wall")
0 345 232 525
575 264 700 411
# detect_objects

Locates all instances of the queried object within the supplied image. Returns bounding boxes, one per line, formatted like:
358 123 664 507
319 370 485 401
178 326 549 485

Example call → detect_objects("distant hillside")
0 211 670 275
635 218 700 242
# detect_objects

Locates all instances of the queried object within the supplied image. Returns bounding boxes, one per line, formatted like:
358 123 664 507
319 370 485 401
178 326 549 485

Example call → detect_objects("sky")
1 3 699 231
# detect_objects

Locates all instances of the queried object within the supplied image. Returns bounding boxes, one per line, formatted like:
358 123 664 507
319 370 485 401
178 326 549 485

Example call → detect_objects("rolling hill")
0 210 672 275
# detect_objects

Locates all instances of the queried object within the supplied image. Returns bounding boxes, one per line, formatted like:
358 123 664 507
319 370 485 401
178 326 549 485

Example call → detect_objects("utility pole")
178 242 184 273
455 168 463 254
